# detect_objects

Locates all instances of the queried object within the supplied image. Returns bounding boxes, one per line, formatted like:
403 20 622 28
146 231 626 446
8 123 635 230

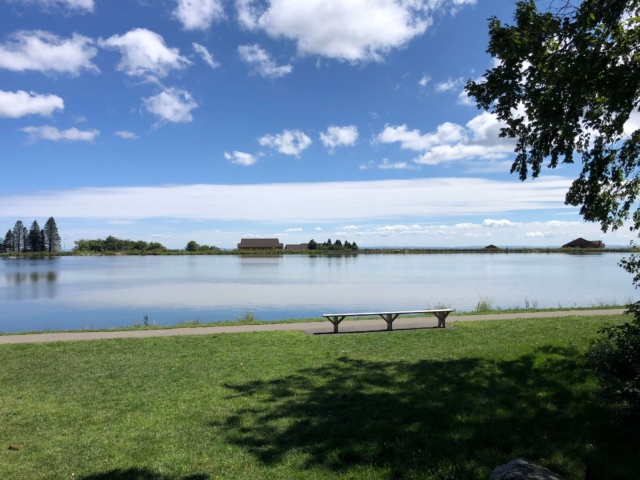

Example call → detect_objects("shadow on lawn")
80 469 208 480
213 346 640 479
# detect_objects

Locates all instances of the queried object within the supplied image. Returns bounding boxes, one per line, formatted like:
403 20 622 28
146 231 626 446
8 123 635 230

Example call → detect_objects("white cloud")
193 43 220 69
377 158 417 170
315 227 322 231
377 112 516 165
0 30 98 75
342 225 358 230
238 44 292 78
483 219 518 228
236 0 476 63
418 74 431 87
173 0 225 30
0 177 572 222
525 232 556 238
258 129 312 156
624 109 640 137
21 125 99 142
0 89 64 118
285 227 303 232
143 88 198 124
457 89 474 106
319 125 358 152
434 77 464 92
115 130 138 139
224 151 257 166
100 29 191 81
9 0 94 13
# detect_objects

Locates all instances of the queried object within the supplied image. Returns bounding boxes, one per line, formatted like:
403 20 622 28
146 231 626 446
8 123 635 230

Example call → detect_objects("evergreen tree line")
74 236 167 253
1 217 60 253
308 239 358 251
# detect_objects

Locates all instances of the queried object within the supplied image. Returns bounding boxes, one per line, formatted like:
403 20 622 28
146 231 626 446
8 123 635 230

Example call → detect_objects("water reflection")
4 271 58 301
6 272 58 284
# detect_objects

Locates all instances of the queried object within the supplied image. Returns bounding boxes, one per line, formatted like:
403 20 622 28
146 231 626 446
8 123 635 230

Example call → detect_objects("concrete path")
0 309 626 345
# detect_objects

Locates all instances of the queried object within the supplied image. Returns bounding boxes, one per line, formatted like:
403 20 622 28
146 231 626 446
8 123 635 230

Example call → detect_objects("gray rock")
490 458 564 480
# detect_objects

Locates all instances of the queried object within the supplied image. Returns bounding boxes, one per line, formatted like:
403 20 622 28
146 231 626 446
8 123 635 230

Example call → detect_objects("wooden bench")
322 309 454 333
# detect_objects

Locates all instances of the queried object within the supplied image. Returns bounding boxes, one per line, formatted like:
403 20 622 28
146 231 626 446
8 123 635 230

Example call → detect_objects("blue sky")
0 0 633 248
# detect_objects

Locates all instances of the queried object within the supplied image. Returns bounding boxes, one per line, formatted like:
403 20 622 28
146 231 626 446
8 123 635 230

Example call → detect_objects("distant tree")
351 242 359 250
28 220 43 252
3 230 13 252
39 230 46 252
186 241 199 252
334 239 343 248
43 217 61 252
344 240 352 249
308 239 317 250
12 221 25 253
324 239 332 247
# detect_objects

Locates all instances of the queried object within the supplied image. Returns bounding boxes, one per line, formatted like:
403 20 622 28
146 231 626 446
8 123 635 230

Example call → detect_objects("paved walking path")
0 309 626 345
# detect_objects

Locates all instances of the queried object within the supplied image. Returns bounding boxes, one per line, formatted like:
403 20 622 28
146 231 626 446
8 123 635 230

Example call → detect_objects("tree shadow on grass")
213 346 640 479
80 469 208 480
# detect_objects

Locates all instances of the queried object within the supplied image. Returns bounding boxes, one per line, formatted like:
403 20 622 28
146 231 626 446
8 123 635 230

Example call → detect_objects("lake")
0 253 634 333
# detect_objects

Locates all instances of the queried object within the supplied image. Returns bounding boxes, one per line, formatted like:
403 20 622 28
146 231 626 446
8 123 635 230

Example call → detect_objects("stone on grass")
490 458 564 480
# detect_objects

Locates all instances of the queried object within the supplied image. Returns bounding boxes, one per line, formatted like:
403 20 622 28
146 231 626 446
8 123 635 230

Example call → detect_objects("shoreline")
0 305 628 337
0 247 635 258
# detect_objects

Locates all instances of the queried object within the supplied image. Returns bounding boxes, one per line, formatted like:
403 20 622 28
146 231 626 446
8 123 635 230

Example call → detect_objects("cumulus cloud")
342 225 358 230
258 129 312 156
143 88 198 124
0 89 64 118
624 109 640 137
236 0 476 63
525 232 556 238
377 112 516 165
100 29 191 81
418 74 431 87
238 44 292 78
319 125 358 152
114 130 138 139
0 177 572 222
173 0 225 30
434 77 464 92
0 30 98 75
193 43 220 69
482 219 518 228
285 227 303 232
8 0 94 12
224 150 257 166
377 159 417 170
21 125 99 142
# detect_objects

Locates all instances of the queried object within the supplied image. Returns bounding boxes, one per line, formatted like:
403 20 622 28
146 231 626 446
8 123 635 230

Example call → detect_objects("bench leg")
330 316 345 333
434 312 450 328
380 314 400 331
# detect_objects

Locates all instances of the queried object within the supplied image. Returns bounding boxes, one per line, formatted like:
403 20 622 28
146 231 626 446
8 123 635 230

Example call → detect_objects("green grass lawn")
1 315 638 480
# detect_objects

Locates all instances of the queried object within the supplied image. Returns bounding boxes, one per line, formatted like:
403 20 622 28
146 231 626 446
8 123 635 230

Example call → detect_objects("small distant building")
285 243 309 251
237 238 283 250
562 238 605 249
484 244 500 250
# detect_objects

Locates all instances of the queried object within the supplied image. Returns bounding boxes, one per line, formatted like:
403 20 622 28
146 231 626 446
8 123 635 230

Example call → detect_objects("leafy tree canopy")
466 0 640 233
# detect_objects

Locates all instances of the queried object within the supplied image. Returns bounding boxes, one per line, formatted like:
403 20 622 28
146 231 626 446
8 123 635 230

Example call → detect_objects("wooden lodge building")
237 238 283 250
562 238 605 249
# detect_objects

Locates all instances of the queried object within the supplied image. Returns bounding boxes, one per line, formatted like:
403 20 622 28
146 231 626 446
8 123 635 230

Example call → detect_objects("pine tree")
12 221 25 253
21 225 28 251
2 230 12 252
39 230 46 253
43 217 61 252
28 221 42 252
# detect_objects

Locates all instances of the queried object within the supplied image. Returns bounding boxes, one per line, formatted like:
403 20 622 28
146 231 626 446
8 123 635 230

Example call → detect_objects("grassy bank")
1 315 638 479
0 305 627 336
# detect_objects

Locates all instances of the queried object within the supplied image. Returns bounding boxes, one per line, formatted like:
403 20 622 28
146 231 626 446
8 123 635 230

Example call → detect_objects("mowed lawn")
1 316 639 480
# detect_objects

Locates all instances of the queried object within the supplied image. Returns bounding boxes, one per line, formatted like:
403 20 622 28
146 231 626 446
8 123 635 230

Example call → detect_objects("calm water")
0 253 634 333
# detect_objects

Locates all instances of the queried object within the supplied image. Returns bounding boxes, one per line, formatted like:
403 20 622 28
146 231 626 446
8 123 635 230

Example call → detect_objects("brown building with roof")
237 238 283 250
562 238 605 249
284 243 309 251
